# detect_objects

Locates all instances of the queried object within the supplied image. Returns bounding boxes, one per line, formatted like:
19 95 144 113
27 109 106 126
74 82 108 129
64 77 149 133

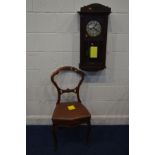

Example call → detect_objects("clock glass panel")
86 20 101 37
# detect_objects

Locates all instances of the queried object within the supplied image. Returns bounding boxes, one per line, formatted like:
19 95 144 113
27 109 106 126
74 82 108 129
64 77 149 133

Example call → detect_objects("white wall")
26 0 129 125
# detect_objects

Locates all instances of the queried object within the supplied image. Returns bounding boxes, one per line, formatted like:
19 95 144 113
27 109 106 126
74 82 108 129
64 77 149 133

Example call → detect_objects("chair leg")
86 120 91 143
52 124 58 151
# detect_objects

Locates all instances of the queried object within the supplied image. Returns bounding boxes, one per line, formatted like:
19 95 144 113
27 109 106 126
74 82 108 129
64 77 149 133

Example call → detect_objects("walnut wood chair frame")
51 66 91 150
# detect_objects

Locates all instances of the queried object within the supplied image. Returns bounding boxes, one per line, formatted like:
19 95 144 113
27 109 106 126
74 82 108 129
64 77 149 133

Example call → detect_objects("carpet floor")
26 125 129 155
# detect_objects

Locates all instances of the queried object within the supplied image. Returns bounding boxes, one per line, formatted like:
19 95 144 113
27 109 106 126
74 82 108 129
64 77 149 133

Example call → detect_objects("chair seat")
52 102 91 125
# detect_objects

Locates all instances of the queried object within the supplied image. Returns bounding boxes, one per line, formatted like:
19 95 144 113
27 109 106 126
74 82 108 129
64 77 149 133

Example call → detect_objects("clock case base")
79 63 106 71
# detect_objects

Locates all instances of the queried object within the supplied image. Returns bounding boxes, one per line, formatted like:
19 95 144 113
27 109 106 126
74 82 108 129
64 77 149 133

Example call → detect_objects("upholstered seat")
52 102 91 125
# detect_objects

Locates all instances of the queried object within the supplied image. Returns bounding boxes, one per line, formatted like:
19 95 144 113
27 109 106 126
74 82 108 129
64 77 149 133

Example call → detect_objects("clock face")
86 20 101 37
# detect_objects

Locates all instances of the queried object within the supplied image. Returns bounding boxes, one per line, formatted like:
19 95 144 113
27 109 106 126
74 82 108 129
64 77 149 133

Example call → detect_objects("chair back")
51 66 85 104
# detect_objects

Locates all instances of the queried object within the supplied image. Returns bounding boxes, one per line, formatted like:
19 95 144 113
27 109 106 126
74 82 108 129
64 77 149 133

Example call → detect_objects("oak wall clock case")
78 3 111 71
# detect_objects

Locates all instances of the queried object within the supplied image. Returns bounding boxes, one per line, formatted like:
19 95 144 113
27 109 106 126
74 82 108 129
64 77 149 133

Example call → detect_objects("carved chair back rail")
51 66 85 104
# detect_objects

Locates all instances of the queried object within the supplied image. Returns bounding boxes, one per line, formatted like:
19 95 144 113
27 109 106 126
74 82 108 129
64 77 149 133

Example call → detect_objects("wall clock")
78 3 111 71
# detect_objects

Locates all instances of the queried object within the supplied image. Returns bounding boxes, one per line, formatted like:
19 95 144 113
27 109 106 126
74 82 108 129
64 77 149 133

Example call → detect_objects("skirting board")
26 115 129 125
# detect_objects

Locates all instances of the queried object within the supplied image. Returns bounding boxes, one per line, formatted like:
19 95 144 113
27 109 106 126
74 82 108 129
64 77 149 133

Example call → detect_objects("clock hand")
92 27 99 32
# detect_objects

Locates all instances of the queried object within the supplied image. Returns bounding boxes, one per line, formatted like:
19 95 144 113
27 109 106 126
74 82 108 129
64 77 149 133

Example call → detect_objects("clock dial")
86 20 101 37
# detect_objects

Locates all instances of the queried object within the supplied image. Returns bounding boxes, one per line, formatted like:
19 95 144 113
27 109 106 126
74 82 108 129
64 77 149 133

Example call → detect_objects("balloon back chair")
51 66 91 150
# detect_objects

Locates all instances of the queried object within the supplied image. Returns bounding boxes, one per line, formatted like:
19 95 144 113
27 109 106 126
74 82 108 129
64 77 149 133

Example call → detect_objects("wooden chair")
51 66 91 150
